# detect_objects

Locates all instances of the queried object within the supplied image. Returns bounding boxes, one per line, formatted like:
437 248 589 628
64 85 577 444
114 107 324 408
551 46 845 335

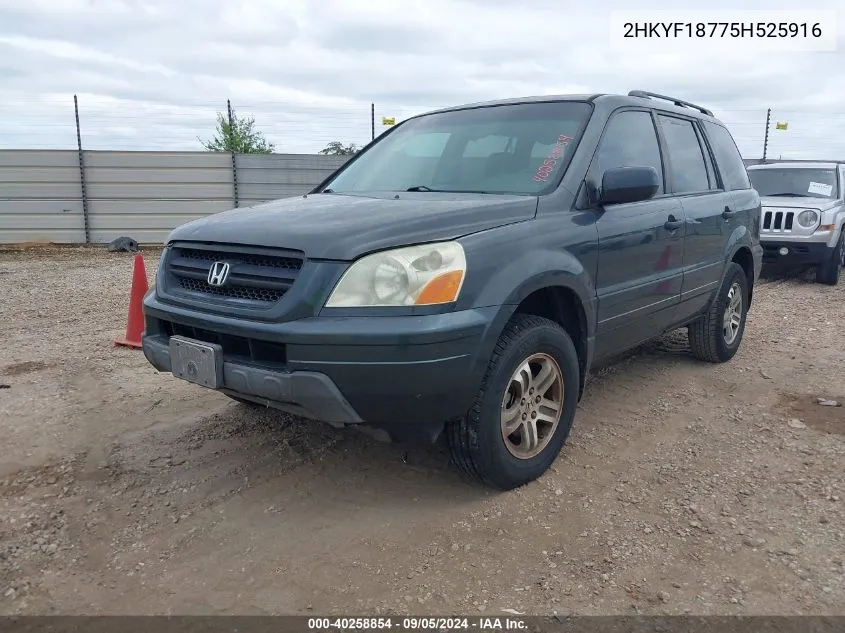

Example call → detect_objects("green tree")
200 109 275 154
319 141 359 156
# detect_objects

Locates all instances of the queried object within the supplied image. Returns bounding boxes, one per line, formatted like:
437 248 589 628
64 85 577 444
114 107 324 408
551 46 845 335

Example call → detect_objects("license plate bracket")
169 336 223 389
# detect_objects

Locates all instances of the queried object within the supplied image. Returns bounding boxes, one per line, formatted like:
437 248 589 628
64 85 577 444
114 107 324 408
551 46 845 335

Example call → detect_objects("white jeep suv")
747 161 845 285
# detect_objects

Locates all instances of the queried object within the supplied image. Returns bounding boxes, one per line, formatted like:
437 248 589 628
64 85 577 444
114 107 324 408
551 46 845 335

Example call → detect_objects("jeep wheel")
446 314 580 490
817 232 844 286
688 262 749 363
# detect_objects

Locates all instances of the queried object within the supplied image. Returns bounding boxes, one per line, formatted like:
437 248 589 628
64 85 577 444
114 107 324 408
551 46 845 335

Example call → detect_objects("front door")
589 109 685 360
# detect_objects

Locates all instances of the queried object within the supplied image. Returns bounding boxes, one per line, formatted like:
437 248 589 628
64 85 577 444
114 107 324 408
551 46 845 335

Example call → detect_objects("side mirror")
598 166 660 205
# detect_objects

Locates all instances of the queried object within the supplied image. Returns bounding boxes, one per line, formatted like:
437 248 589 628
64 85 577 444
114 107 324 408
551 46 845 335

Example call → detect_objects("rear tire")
817 232 843 286
688 262 748 363
446 314 580 491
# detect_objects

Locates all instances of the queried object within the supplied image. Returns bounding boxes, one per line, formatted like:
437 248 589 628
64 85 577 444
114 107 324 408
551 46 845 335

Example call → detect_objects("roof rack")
748 159 845 165
627 90 714 117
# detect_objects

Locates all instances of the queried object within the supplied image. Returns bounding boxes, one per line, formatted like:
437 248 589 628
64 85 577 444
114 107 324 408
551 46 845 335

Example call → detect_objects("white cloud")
0 0 843 158
0 35 178 76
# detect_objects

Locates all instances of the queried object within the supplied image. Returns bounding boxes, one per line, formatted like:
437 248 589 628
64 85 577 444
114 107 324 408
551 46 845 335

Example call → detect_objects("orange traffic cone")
115 253 149 348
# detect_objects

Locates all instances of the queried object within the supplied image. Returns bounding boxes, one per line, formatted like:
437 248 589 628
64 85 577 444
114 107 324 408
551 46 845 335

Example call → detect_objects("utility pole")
762 108 771 162
371 103 375 141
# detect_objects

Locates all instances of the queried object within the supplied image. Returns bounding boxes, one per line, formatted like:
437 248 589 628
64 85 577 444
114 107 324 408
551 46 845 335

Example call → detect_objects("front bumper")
142 293 498 442
761 240 834 265
143 335 365 424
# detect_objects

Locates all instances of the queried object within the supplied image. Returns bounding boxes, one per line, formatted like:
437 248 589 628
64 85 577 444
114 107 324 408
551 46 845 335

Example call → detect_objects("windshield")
748 167 839 200
321 102 592 196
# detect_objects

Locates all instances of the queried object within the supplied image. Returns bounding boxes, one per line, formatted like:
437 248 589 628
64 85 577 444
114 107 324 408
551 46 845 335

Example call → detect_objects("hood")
759 195 840 212
167 192 537 260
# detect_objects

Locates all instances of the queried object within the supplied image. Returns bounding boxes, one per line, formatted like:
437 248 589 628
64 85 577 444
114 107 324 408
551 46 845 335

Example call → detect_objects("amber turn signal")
415 270 464 305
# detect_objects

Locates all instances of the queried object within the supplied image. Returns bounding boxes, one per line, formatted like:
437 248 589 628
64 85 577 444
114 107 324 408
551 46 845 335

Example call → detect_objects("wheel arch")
730 245 755 307
509 285 591 400
474 273 594 402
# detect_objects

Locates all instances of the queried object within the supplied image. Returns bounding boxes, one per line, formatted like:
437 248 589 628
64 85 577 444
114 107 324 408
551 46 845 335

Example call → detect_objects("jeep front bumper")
761 241 835 265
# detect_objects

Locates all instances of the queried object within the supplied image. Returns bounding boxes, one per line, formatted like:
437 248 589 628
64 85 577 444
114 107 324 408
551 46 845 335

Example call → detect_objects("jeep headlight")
325 242 466 307
796 209 819 228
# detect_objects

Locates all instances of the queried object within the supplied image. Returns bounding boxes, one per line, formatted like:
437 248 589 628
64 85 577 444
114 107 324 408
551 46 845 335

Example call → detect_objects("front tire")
688 262 749 363
817 232 843 286
446 314 580 491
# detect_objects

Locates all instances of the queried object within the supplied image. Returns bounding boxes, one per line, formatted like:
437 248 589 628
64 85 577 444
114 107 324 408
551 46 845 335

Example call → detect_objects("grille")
166 243 304 307
762 210 794 233
177 247 302 271
177 276 285 302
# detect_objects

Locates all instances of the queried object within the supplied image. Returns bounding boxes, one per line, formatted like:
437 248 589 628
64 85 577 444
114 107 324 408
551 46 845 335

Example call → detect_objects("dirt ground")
0 245 843 616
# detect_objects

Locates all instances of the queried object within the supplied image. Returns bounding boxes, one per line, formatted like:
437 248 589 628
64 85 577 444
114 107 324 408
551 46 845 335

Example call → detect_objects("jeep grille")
762 209 794 233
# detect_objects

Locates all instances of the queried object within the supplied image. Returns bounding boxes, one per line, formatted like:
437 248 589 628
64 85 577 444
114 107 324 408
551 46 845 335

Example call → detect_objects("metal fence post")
762 108 771 162
227 99 240 208
73 94 91 244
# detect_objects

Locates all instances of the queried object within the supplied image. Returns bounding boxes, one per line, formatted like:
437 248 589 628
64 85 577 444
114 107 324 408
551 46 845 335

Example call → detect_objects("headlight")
796 209 819 228
325 242 466 307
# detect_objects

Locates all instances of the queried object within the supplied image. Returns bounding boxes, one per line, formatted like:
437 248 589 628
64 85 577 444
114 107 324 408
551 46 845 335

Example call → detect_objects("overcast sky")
1 0 843 159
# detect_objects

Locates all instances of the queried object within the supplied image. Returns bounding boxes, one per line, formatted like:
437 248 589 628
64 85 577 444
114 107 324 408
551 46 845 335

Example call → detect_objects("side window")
657 115 710 194
694 124 719 189
593 110 664 195
701 121 751 191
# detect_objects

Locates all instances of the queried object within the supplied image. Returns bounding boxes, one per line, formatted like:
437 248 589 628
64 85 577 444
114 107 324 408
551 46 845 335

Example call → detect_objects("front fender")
454 247 598 403
820 204 845 247
471 249 596 330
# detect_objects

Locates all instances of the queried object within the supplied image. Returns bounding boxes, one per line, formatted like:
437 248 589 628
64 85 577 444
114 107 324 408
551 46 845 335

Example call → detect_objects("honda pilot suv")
142 90 762 490
747 161 845 285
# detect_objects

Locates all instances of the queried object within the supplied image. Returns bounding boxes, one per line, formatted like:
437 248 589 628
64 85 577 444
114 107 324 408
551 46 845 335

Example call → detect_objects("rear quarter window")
701 121 751 191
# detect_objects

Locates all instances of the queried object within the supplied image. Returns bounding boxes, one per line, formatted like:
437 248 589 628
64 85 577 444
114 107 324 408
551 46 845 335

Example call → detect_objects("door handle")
664 219 683 231
722 206 737 219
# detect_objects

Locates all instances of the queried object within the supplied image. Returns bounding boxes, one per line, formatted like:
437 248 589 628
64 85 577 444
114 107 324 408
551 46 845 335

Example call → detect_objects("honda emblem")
207 261 231 287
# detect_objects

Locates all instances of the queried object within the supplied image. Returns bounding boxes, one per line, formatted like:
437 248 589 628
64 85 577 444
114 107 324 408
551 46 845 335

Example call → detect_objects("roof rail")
747 158 845 165
627 90 714 117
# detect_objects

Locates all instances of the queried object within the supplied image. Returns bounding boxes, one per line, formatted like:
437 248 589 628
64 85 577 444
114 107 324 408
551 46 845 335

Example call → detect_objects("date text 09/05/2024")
307 617 528 630
622 21 823 38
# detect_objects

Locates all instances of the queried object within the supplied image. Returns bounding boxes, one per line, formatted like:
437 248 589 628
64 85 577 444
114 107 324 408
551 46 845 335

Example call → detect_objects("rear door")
655 113 732 318
590 108 686 360
700 120 759 253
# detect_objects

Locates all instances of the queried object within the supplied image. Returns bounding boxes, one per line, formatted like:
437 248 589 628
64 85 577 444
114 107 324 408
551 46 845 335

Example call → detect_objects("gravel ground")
0 245 843 616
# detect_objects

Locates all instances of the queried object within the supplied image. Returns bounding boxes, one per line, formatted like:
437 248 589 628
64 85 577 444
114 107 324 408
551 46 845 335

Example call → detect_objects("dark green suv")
142 90 763 490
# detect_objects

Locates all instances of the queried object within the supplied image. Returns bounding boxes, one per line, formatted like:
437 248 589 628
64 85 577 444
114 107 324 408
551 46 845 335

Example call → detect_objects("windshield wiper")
404 186 519 195
766 193 803 197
